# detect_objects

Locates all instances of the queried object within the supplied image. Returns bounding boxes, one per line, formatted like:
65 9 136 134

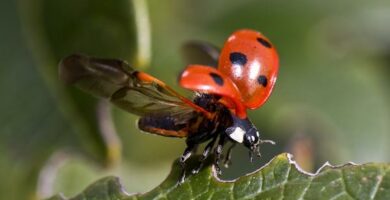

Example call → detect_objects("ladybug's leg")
179 143 197 184
214 134 227 175
223 143 236 168
249 150 255 162
192 136 218 174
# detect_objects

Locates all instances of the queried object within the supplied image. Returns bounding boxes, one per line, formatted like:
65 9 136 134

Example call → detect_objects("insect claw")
192 168 200 174
192 161 203 175
223 160 232 168
178 170 186 185
214 164 222 175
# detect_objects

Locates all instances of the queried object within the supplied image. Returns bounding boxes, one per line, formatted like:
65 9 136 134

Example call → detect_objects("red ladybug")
59 29 279 183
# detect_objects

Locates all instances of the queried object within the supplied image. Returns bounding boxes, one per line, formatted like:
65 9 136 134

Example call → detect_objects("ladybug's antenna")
260 139 276 145
256 139 275 158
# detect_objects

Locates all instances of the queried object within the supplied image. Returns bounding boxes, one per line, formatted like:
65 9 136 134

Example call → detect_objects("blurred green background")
1 0 390 199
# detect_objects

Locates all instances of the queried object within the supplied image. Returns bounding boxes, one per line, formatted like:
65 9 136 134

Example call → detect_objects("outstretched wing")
59 54 211 137
181 41 220 67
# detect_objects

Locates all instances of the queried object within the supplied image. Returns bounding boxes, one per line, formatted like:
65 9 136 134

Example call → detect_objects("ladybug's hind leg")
192 135 218 174
178 143 197 184
214 134 227 175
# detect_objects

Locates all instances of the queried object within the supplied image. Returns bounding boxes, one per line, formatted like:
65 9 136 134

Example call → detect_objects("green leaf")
47 153 390 200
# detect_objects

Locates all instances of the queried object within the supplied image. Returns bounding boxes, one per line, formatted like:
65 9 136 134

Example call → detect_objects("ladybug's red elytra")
59 29 279 184
218 30 279 110
181 29 279 119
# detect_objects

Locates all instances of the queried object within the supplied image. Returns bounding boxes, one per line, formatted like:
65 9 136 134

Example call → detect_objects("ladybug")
59 29 279 183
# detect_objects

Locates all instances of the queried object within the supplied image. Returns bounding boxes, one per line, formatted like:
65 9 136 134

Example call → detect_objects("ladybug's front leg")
179 143 197 184
223 143 236 168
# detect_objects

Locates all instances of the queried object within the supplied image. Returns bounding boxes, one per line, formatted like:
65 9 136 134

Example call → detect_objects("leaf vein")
369 171 384 200
206 191 215 200
341 169 355 199
280 164 292 200
320 177 342 192
329 191 347 200
193 172 212 199
261 169 265 191
152 186 167 200
297 177 313 200
240 181 288 199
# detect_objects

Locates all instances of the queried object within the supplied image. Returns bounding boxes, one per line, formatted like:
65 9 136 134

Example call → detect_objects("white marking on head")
256 131 259 137
229 127 245 143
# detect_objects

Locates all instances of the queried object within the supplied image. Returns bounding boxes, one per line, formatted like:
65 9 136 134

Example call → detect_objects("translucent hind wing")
59 54 211 118
182 41 220 67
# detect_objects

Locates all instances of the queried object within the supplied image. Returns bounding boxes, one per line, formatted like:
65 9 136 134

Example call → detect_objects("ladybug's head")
243 127 260 151
226 115 275 160
225 116 260 151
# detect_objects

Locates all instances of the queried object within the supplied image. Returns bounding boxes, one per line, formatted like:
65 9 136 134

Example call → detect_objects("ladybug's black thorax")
193 93 219 111
186 93 233 144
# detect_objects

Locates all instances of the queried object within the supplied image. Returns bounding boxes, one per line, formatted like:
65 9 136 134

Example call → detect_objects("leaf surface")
48 153 390 200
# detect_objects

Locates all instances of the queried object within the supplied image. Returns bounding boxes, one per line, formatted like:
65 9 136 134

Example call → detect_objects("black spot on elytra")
257 75 268 87
209 72 224 86
230 52 247 65
257 37 272 48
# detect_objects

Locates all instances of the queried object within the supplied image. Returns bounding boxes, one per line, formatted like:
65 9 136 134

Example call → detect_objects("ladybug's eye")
256 37 272 48
257 75 268 87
